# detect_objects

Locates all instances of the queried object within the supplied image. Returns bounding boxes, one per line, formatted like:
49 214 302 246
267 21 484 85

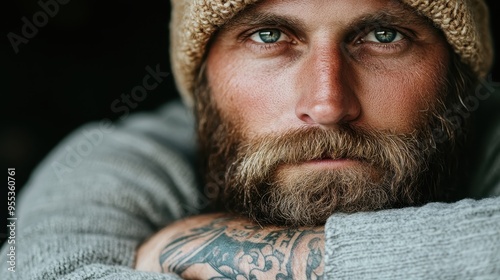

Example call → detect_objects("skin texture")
135 0 451 278
136 214 325 279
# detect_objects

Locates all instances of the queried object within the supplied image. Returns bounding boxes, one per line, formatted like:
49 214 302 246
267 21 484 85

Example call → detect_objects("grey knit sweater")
2 100 499 279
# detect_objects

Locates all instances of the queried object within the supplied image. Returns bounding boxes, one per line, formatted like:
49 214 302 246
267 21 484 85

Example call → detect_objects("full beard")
224 127 438 226
195 57 471 227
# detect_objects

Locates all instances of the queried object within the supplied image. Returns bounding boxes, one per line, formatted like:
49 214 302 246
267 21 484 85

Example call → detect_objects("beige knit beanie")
170 0 493 106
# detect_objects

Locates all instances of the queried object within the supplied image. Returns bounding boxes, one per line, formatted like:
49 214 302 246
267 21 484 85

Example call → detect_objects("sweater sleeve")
1 100 200 279
324 197 500 278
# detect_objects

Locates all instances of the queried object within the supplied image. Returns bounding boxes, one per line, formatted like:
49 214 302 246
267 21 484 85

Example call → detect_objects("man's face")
199 0 455 226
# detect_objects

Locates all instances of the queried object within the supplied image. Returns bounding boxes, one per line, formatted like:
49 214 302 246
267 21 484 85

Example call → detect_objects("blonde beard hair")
232 127 430 226
222 125 436 226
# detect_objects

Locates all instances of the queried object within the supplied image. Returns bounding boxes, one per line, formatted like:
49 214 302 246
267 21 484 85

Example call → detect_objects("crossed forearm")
135 213 325 279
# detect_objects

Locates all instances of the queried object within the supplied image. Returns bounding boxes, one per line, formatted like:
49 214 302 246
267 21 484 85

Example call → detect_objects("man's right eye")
250 29 288 43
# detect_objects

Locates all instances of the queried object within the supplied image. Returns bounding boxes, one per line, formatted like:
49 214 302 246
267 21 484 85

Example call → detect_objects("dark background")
1 0 499 246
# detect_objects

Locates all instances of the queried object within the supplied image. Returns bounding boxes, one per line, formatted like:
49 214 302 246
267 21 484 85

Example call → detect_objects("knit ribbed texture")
170 0 493 106
325 198 500 279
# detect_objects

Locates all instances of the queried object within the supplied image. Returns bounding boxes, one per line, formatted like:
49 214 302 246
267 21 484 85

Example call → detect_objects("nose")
295 44 361 127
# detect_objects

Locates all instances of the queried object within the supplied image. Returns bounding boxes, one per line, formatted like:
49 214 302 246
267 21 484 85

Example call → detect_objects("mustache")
233 125 431 184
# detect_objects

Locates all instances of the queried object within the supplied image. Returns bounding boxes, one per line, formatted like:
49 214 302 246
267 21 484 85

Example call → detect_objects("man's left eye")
250 29 288 43
363 28 403 43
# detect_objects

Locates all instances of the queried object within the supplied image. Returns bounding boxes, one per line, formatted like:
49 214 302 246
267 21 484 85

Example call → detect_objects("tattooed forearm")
159 216 325 280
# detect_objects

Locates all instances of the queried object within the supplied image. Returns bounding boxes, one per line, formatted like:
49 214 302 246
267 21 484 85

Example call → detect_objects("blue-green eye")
250 29 286 43
364 28 403 43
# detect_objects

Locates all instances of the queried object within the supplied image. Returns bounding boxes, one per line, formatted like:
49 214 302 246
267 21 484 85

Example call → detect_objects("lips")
311 152 366 163
301 157 359 168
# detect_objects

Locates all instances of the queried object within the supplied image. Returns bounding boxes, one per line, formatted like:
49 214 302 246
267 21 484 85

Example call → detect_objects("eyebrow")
219 3 437 36
349 8 435 31
220 10 307 32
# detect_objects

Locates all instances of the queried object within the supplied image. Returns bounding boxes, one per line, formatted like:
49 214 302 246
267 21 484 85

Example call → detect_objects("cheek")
207 53 296 135
357 56 447 132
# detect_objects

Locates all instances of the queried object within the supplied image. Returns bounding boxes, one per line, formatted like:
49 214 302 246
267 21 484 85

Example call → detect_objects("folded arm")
137 197 500 279
136 213 325 279
325 197 500 278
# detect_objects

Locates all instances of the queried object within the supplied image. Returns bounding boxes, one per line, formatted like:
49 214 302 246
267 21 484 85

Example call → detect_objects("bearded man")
2 0 499 279
134 0 499 278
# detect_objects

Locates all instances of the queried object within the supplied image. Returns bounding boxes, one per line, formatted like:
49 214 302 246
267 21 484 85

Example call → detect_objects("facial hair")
195 55 472 227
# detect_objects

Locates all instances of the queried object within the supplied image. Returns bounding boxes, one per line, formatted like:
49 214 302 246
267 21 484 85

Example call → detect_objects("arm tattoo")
159 217 325 279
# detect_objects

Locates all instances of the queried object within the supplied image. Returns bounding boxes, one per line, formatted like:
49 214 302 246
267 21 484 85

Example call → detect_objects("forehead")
220 0 436 34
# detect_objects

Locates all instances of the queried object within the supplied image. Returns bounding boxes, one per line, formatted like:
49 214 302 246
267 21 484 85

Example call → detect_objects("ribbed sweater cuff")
324 198 500 279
